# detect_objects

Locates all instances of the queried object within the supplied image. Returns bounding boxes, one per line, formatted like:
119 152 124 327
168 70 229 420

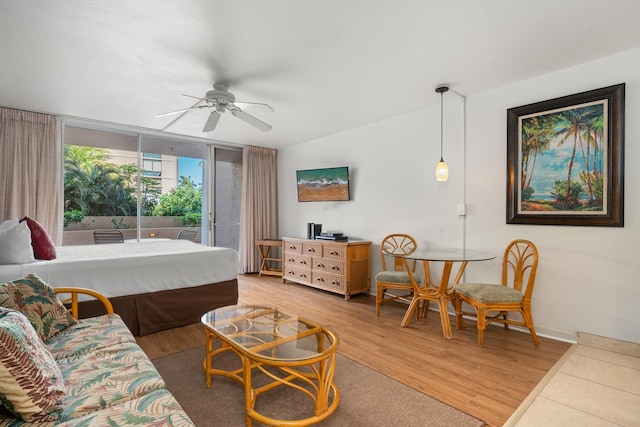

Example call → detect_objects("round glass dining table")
396 248 495 338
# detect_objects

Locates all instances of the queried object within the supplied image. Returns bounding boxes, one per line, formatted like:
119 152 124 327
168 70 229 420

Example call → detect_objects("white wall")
278 47 640 345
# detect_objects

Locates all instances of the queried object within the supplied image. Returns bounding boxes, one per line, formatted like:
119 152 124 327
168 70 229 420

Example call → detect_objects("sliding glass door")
62 124 241 249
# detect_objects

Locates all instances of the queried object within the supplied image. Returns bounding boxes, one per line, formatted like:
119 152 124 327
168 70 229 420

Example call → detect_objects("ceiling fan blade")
155 107 199 118
234 101 274 112
181 93 204 101
231 109 272 131
159 96 209 132
202 110 221 132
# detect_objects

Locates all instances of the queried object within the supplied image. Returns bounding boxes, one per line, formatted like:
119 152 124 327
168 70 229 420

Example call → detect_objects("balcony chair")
93 229 124 244
177 229 197 241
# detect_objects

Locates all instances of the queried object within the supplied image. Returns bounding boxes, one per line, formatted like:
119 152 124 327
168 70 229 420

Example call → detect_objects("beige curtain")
240 145 278 273
0 108 62 243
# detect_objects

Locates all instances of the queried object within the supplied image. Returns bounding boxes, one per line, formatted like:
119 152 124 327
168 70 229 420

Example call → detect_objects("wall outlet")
457 204 467 216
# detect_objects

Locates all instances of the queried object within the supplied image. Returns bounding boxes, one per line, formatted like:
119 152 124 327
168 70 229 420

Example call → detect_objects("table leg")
402 260 469 339
203 329 214 388
244 356 254 427
258 245 268 276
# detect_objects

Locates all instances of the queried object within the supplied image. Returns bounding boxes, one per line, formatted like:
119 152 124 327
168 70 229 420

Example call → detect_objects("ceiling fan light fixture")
157 82 273 132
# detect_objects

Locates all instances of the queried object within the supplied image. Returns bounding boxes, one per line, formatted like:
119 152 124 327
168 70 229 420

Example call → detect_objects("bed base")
72 279 238 336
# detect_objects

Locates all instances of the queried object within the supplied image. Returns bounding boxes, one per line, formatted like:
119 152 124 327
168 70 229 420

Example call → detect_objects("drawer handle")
329 250 339 255
287 258 295 262
299 260 307 265
331 280 339 285
299 273 307 278
287 270 294 275
316 277 325 283
316 263 324 268
331 266 340 271
289 245 296 250
307 248 316 253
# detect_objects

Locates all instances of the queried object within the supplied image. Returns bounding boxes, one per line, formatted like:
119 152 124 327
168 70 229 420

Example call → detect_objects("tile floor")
505 333 640 426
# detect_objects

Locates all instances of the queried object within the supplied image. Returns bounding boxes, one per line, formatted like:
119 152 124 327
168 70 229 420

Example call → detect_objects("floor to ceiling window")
62 124 241 250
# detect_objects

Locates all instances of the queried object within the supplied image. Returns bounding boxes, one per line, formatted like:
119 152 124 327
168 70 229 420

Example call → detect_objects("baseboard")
577 332 640 357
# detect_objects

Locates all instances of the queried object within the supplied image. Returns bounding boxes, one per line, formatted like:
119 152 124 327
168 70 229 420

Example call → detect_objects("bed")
0 240 240 335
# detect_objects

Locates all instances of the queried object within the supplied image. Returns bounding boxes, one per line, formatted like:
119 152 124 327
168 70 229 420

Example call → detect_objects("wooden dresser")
282 237 371 300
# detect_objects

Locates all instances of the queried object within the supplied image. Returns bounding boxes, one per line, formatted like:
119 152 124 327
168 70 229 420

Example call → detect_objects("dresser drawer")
322 244 345 260
312 272 345 292
302 241 322 257
312 258 345 275
284 253 312 269
283 239 303 254
283 265 312 284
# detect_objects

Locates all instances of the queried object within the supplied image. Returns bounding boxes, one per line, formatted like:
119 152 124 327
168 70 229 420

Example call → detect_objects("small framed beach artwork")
506 83 625 227
296 167 350 202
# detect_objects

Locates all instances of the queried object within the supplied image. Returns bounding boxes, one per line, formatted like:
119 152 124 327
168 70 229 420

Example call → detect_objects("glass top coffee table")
201 304 340 426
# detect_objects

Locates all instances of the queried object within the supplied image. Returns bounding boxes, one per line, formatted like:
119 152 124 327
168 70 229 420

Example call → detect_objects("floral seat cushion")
47 314 135 361
55 343 166 422
0 389 193 427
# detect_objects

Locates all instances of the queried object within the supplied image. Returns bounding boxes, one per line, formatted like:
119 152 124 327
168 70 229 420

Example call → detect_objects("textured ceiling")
1 0 640 149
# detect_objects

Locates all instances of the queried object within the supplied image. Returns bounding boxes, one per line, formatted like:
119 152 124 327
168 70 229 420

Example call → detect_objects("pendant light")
435 85 449 181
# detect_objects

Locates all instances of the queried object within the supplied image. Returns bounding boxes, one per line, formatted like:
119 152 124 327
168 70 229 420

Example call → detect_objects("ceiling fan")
156 83 274 132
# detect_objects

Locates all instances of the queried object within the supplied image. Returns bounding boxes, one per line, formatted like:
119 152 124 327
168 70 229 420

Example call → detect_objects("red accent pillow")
20 217 56 260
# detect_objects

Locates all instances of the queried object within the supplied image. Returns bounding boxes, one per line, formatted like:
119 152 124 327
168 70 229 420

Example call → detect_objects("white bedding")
0 240 240 298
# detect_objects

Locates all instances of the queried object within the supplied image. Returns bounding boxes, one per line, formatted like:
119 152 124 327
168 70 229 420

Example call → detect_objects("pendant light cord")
440 91 444 162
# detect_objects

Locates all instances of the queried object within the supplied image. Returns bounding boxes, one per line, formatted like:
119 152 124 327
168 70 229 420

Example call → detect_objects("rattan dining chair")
454 239 540 347
93 229 124 244
375 233 421 316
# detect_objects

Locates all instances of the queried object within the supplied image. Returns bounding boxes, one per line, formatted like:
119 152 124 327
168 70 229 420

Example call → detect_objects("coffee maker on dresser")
306 223 322 240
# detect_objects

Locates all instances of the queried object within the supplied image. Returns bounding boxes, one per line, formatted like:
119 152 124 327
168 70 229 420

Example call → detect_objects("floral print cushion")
55 342 166 422
0 309 65 423
0 288 18 311
0 389 194 427
55 389 194 427
0 275 76 342
46 314 135 361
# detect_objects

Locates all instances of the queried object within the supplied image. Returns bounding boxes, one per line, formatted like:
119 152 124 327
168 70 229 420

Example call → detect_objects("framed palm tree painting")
507 83 624 226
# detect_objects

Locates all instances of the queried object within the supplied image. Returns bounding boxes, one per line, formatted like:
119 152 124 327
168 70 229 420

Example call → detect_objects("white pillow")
0 219 17 232
0 219 36 264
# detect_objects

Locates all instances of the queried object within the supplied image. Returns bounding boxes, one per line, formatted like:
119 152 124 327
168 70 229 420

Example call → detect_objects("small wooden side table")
256 239 283 277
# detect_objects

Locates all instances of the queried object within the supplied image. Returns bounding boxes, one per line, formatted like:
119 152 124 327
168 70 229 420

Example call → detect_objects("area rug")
153 346 485 427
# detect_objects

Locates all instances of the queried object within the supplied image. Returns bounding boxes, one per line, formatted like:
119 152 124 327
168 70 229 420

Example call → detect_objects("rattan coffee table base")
203 320 339 426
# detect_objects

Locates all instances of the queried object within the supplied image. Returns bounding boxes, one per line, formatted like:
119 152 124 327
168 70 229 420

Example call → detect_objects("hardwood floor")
136 274 571 427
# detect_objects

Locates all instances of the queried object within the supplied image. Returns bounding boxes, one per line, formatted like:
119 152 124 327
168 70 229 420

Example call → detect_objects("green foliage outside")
63 209 85 227
180 212 202 227
64 145 202 227
152 177 202 225
64 146 138 216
